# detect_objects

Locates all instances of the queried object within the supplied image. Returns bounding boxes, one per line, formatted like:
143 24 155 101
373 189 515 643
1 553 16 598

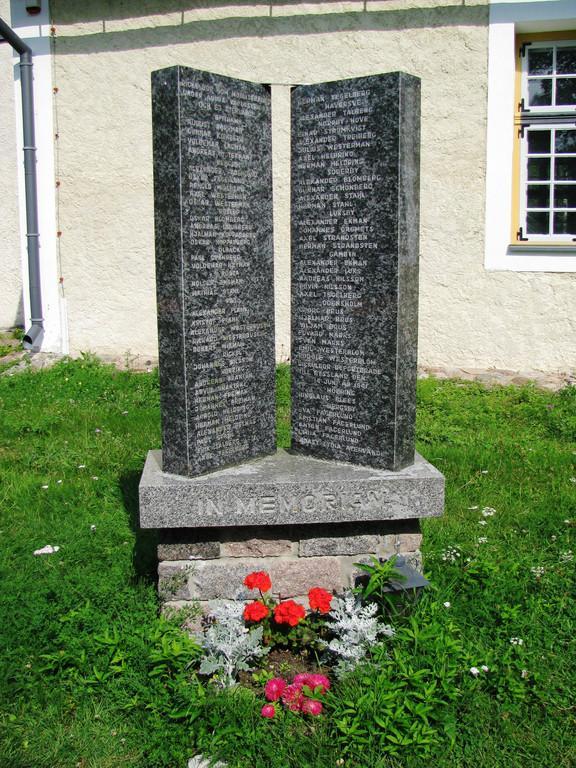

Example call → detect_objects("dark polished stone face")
291 73 421 471
152 67 276 477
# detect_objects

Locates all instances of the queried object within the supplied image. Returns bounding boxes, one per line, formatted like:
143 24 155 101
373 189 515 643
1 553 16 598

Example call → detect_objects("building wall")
0 0 23 330
47 0 576 372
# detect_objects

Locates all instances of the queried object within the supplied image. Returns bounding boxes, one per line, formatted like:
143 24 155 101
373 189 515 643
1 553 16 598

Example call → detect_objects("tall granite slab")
152 67 276 476
291 73 421 471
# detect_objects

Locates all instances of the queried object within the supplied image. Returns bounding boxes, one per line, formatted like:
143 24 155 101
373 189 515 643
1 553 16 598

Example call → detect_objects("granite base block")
139 449 444 529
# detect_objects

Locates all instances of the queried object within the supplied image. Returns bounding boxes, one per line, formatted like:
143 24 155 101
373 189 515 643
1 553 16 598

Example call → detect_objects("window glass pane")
528 78 552 106
553 211 576 234
528 157 551 180
555 78 576 106
554 185 576 208
527 185 550 208
527 211 549 234
555 156 576 180
528 130 551 154
556 47 576 75
528 48 553 75
555 129 576 154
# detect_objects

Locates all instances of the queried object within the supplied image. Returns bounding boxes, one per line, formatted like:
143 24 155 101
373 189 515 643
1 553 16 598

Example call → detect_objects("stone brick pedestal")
139 449 443 613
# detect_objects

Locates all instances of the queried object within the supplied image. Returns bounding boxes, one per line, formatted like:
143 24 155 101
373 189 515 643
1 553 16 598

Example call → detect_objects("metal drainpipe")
0 16 44 350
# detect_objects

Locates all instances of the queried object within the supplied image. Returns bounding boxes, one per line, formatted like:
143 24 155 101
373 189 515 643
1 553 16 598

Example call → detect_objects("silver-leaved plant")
321 592 395 678
199 601 269 688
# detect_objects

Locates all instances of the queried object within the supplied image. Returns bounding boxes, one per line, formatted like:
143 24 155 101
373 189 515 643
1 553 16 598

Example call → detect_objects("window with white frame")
515 39 576 243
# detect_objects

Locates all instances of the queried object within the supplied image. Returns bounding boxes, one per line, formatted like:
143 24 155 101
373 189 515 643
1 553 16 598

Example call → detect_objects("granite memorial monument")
140 67 443 609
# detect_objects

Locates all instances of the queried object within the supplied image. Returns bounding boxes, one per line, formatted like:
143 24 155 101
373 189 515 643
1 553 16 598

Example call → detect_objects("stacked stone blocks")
158 521 423 614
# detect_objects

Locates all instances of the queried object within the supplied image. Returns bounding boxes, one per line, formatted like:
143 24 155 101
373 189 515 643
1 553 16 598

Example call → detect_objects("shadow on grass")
119 470 159 584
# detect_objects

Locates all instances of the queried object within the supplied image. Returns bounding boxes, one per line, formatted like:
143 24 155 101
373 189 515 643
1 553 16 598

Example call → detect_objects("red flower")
264 677 286 701
273 600 306 627
243 600 270 622
243 571 272 592
261 704 276 718
281 683 304 711
308 587 333 614
301 698 323 716
307 673 330 693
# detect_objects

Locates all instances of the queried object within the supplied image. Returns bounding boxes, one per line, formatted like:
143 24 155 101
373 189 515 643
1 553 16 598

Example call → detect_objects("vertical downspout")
0 16 44 350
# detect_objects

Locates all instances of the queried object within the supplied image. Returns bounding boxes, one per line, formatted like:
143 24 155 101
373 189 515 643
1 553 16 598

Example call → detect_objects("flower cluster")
241 571 333 629
273 600 306 626
441 546 461 563
260 673 330 718
244 571 272 592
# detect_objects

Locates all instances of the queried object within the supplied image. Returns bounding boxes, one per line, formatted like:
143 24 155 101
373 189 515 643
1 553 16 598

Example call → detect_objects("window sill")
508 244 576 254
487 244 576 271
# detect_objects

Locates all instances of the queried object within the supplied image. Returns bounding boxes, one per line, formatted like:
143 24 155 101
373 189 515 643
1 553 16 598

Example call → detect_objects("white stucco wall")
47 0 575 372
0 0 23 330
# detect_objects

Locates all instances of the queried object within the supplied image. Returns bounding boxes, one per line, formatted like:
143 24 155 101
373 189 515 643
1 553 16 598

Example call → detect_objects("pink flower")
307 673 330 693
293 672 330 693
264 677 287 702
281 683 304 711
261 704 276 719
301 698 323 716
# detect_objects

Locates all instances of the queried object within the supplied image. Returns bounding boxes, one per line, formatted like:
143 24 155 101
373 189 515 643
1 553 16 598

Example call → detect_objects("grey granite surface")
152 67 276 477
139 448 443 529
291 72 421 471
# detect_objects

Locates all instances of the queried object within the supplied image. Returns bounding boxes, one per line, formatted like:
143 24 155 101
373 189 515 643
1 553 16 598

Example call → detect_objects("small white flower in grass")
531 566 545 578
443 601 451 608
33 544 60 556
470 667 480 677
122 410 128 415
521 669 529 679
91 476 98 480
95 428 101 434
570 477 576 484
551 535 557 541
478 520 488 526
78 464 86 469
560 550 573 563
478 537 488 544
90 524 96 532
510 637 523 646
481 470 489 474
441 546 461 563
57 479 62 485
481 665 489 672
41 484 49 490
482 507 496 517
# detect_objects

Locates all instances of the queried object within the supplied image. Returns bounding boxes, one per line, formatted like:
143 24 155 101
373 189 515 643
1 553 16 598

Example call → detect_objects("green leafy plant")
353 555 406 602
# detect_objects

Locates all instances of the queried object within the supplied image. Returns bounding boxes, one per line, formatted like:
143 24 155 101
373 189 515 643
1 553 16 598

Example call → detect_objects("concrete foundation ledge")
139 448 444 529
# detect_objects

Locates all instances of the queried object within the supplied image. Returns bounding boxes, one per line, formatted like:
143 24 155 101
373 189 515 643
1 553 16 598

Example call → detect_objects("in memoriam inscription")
291 73 421 471
152 67 276 476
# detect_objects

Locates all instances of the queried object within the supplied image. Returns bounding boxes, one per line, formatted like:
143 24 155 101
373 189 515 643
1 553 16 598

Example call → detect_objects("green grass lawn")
0 358 574 768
